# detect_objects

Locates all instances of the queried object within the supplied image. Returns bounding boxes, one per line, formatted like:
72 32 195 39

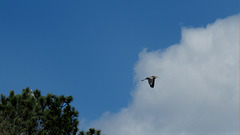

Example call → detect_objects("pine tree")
0 87 79 135
79 128 102 135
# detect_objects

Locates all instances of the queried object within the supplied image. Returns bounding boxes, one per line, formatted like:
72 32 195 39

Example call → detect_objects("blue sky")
0 0 238 127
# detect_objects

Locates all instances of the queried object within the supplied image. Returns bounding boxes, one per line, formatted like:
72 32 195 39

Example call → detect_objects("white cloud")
90 14 239 135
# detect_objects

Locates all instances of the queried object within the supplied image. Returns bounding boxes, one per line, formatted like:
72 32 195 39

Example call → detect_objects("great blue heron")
142 76 158 88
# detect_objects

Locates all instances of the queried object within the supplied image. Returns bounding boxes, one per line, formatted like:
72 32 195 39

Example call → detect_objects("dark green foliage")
79 128 102 135
0 87 79 135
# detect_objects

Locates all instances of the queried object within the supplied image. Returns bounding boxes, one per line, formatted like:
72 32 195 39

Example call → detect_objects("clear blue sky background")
0 0 238 124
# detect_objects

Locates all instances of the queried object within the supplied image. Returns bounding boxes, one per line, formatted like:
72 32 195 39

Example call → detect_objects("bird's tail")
141 79 146 81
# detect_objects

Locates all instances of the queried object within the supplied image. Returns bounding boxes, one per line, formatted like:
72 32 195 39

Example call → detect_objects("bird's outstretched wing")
148 79 155 88
142 76 157 88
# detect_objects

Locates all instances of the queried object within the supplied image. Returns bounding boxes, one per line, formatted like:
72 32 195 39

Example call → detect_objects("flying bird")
142 76 158 88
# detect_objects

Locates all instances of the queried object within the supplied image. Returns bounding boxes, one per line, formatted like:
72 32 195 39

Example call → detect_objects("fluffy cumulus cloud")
90 14 239 135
